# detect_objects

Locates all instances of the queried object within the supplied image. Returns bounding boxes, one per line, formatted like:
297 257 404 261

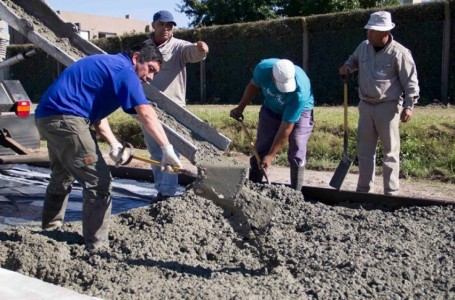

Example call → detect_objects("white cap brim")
276 79 296 93
364 23 395 31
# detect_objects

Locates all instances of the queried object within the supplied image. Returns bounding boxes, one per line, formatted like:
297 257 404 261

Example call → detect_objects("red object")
15 100 30 117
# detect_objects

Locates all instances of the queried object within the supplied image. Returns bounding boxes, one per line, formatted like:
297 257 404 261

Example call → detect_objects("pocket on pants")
73 152 98 168
72 129 99 170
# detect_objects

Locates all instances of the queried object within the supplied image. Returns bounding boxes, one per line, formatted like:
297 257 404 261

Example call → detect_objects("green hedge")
5 1 454 106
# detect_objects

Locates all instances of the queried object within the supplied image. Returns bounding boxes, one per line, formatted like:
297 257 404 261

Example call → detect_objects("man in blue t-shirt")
35 43 181 249
230 58 314 191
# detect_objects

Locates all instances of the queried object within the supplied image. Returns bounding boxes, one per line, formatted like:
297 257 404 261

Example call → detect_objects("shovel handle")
131 155 186 173
130 154 197 178
119 142 189 174
340 70 351 82
238 120 270 184
239 121 261 163
343 76 349 156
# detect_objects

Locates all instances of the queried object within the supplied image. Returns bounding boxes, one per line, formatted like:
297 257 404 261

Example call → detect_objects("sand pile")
0 181 454 299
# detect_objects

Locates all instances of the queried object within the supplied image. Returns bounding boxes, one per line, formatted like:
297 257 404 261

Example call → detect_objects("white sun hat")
272 59 296 93
364 11 395 31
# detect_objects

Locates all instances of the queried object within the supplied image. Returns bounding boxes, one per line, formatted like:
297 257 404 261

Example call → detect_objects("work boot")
249 167 263 183
152 193 171 203
290 166 305 191
249 156 263 183
42 192 70 230
82 192 112 247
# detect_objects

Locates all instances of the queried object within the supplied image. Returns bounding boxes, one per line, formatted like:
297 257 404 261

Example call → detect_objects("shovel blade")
193 157 249 209
192 156 275 232
329 156 353 190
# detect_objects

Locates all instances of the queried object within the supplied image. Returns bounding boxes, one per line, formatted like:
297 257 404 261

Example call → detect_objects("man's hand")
260 154 274 171
196 41 209 54
401 108 413 123
161 144 182 173
230 106 244 121
109 142 129 165
339 65 351 76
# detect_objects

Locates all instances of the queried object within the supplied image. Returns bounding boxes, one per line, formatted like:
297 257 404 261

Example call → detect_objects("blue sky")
44 0 192 28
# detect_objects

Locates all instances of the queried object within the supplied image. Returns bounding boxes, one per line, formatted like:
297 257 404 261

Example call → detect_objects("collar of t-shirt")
151 34 172 47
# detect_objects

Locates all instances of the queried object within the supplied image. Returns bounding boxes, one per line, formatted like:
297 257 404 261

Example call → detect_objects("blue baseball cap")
153 10 177 26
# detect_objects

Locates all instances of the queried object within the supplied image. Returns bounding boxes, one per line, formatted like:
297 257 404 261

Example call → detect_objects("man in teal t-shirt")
230 58 314 191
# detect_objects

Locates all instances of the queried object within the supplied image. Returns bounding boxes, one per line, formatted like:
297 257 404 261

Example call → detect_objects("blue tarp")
0 165 185 229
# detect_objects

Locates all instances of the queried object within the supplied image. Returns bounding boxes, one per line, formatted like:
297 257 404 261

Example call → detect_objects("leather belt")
361 98 395 105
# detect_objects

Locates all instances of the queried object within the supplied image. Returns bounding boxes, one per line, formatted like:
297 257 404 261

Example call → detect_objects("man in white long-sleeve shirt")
143 10 209 201
339 11 419 196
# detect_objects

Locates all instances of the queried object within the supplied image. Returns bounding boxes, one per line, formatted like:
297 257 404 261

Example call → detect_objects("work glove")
161 144 182 173
229 106 244 121
109 141 129 166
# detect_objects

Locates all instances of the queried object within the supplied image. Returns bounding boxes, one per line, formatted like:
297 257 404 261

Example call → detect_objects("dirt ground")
272 166 455 203
33 146 455 203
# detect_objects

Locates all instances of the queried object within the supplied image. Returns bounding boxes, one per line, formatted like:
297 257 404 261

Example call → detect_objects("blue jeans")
143 128 180 197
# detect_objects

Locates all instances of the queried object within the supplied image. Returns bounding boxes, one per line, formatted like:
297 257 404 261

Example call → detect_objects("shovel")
117 143 248 207
237 118 270 184
118 142 273 231
329 74 353 190
117 143 250 200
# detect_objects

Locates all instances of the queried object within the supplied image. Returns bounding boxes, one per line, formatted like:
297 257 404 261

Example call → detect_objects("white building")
56 11 149 40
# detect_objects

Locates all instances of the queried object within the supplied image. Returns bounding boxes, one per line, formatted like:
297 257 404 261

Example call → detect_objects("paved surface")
0 268 101 299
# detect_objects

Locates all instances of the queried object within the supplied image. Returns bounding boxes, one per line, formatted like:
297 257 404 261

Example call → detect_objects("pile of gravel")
0 182 454 299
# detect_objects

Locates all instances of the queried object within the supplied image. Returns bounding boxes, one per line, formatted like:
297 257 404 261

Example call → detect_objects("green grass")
108 104 455 183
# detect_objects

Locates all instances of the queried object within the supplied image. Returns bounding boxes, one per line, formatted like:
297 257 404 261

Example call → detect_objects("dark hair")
126 42 163 64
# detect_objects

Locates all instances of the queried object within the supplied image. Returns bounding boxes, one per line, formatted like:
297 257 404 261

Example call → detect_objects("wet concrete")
150 103 270 232
1 178 454 299
3 0 85 60
150 102 224 164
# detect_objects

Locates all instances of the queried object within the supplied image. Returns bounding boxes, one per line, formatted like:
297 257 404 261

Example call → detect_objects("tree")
178 0 401 27
277 0 360 17
178 0 279 27
275 0 402 18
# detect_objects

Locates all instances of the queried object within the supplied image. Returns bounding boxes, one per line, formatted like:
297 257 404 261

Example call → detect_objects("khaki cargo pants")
356 100 402 195
36 115 112 247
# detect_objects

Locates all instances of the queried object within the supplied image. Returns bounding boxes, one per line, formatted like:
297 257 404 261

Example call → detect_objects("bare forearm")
260 122 294 170
268 122 294 157
238 80 260 109
94 118 118 144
